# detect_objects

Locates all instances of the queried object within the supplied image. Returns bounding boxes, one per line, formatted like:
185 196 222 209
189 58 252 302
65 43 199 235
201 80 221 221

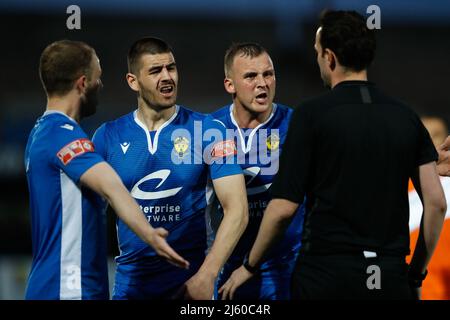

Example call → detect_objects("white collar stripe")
133 105 179 155
229 103 277 154
42 110 77 123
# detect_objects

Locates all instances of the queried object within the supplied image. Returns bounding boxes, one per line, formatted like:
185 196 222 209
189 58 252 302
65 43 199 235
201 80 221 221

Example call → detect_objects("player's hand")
149 227 190 269
437 135 450 177
178 271 216 300
218 265 253 300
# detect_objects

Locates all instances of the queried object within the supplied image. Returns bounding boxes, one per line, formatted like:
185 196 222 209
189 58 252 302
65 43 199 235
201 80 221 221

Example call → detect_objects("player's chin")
252 101 272 113
160 91 177 102
159 97 177 108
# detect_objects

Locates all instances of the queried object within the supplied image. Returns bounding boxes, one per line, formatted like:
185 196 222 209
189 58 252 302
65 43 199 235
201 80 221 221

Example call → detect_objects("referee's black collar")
333 80 374 89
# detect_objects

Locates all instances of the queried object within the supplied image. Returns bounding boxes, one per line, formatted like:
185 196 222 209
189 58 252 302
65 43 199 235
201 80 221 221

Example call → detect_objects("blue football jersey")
93 105 242 287
209 103 305 296
24 111 108 300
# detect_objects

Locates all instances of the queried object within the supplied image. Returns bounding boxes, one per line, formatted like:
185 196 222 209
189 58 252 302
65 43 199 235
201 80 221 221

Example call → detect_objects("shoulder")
208 105 231 129
274 103 294 119
374 90 417 115
288 91 339 125
101 111 134 132
177 105 207 121
30 114 93 164
299 91 335 110
203 113 229 131
94 111 134 139
42 114 87 141
210 105 231 120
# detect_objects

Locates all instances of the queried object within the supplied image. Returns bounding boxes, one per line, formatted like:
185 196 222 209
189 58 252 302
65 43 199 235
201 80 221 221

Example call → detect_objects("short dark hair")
224 42 267 77
127 37 172 74
39 40 95 96
319 10 376 71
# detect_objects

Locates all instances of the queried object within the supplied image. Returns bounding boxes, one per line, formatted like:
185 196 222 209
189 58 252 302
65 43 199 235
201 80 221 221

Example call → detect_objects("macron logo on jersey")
131 169 182 200
120 142 130 154
57 139 94 165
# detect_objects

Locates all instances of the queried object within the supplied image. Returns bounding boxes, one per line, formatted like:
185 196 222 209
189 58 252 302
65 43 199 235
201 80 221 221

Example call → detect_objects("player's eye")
149 68 162 75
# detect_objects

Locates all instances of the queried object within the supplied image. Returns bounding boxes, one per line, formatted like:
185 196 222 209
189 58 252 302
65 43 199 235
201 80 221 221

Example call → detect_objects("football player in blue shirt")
212 43 305 300
93 37 248 300
25 40 188 300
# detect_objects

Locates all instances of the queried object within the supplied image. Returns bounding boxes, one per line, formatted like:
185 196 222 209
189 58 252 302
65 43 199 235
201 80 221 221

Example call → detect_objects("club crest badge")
173 136 190 158
266 133 280 151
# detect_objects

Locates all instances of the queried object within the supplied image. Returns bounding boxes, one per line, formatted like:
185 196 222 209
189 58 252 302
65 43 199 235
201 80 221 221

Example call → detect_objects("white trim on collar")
229 103 277 154
133 105 179 155
42 110 77 123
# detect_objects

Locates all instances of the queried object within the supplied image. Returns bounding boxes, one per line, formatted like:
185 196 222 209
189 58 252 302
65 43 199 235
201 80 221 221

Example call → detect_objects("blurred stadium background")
0 0 449 299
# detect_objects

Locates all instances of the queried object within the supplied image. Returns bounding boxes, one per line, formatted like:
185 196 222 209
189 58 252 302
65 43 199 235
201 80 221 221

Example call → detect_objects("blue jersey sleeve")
92 123 108 158
203 116 242 180
49 121 104 183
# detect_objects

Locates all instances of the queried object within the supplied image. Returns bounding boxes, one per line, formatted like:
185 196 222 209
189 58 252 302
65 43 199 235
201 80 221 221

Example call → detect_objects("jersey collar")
42 110 77 123
133 105 180 155
229 103 277 154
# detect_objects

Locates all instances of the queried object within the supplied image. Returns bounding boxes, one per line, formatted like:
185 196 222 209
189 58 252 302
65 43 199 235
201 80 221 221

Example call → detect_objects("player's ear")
126 73 139 92
325 49 337 71
75 75 88 94
224 77 236 94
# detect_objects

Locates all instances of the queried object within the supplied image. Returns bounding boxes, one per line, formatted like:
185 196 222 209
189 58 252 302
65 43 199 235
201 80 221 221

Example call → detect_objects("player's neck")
331 69 368 88
46 94 80 122
232 102 272 129
137 103 176 131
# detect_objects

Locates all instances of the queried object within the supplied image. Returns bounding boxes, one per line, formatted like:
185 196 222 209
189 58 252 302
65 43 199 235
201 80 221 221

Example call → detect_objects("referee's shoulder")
291 91 335 116
371 86 420 118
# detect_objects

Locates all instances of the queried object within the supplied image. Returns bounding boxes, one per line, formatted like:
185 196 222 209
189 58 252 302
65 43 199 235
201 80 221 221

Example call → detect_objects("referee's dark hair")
128 37 172 75
319 10 376 71
39 40 95 97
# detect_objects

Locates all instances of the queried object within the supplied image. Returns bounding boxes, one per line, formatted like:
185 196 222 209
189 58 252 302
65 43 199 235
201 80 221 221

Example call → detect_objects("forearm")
104 183 154 243
199 203 248 277
437 136 450 177
81 162 155 244
248 200 294 267
410 204 446 273
410 162 447 273
81 162 189 269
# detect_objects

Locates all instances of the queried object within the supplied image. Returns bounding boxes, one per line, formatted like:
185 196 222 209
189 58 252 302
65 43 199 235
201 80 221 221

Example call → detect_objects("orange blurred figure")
408 116 450 300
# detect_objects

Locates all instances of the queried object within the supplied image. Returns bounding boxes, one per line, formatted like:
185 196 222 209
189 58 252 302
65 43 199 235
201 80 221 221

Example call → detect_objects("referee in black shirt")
219 10 447 300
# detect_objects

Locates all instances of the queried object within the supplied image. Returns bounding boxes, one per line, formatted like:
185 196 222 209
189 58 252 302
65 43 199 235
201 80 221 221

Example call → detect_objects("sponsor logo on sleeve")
211 139 237 158
57 138 95 165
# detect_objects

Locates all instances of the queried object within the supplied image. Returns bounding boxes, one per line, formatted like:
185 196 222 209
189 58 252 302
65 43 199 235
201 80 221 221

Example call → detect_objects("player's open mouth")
255 92 268 104
159 85 174 97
